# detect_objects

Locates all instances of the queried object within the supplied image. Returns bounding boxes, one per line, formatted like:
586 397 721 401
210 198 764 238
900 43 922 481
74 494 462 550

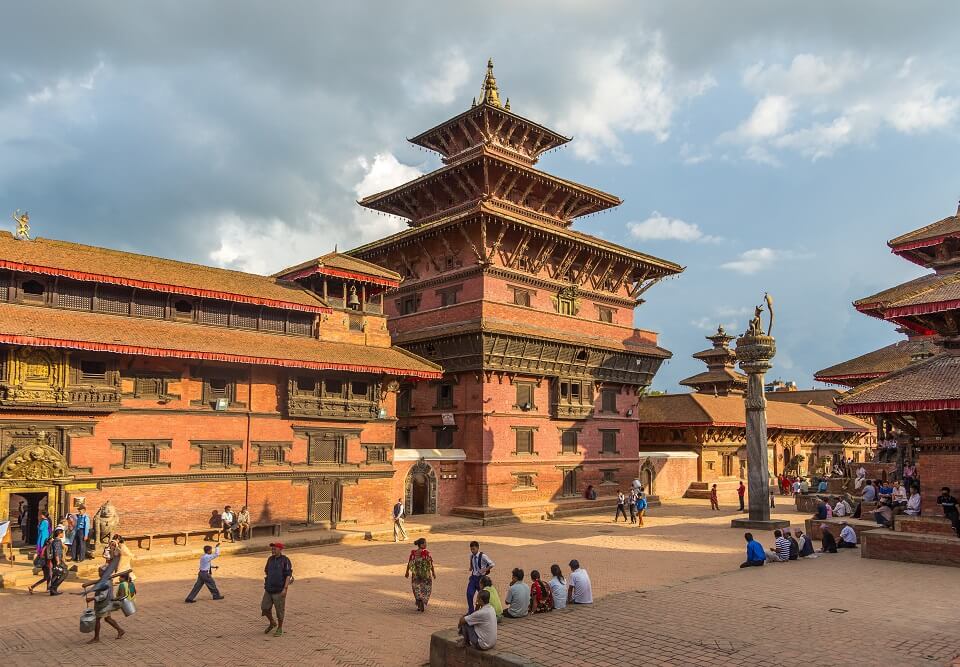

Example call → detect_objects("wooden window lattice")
133 292 165 319
261 310 285 332
97 286 129 314
199 301 230 326
57 281 93 310
287 314 313 336
602 431 618 454
231 306 259 329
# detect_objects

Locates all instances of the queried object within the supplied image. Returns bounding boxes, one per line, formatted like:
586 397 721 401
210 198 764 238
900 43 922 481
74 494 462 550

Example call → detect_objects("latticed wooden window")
200 446 231 468
513 288 531 307
199 301 230 326
97 286 129 314
598 306 614 323
602 430 618 454
602 469 616 484
133 376 164 397
261 309 285 331
128 447 153 466
561 430 578 454
56 281 93 310
133 291 165 318
515 474 535 489
286 314 313 336
231 305 258 329
259 446 283 465
308 434 342 464
348 313 363 331
515 429 534 455
601 389 618 413
365 446 388 464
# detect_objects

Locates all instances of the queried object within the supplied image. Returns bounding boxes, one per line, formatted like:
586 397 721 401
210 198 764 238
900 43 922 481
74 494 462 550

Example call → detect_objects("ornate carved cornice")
91 468 395 487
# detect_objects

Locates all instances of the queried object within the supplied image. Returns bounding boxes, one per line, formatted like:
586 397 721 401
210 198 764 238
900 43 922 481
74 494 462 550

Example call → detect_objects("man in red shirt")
737 480 746 512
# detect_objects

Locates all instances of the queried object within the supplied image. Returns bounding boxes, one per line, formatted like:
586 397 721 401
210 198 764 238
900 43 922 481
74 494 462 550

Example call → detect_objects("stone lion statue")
93 500 120 544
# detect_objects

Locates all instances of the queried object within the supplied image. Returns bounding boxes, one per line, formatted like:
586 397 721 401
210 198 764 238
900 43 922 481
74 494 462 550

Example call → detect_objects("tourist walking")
47 527 67 595
392 498 408 542
466 540 494 613
548 564 567 609
262 542 293 636
628 488 638 524
405 537 435 613
28 533 54 594
614 491 628 522
184 543 224 602
567 559 593 604
73 505 90 562
737 481 746 511
710 484 719 510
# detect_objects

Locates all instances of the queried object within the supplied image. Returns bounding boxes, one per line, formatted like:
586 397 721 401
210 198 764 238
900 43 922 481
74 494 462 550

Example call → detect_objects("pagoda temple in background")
824 202 960 565
348 61 683 515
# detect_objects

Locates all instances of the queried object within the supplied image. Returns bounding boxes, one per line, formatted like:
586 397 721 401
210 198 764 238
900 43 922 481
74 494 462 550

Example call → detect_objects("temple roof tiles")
814 338 938 385
0 302 442 378
0 231 329 313
836 350 960 414
854 272 960 318
273 252 401 287
889 205 960 252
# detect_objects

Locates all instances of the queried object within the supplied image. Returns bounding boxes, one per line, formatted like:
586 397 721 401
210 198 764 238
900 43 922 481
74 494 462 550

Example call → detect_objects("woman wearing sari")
404 537 436 612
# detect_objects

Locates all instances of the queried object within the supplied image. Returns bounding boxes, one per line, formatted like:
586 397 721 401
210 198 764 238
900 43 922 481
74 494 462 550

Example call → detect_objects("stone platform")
450 496 658 524
683 480 740 499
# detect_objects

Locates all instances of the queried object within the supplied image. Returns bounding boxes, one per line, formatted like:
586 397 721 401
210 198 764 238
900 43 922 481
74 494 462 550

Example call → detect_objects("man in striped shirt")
765 529 791 562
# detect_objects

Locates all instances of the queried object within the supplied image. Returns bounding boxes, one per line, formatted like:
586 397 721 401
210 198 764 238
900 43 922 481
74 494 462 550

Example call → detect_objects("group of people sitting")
457 559 593 651
218 505 251 542
740 523 859 567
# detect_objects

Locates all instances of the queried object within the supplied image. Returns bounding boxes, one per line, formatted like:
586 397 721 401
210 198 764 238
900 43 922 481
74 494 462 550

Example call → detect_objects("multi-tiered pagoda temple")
829 202 960 564
349 61 683 514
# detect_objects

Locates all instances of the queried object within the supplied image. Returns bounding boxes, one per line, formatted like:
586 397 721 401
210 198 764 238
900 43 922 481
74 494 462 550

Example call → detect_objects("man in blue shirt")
739 532 765 568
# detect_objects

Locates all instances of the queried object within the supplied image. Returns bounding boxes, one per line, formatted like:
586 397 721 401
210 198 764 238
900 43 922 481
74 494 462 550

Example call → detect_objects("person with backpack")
405 537 436 613
635 493 648 527
35 509 51 556
466 540 494 614
28 534 54 594
528 570 554 614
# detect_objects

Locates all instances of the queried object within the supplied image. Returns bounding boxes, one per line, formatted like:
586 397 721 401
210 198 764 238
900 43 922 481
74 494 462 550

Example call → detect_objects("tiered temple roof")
815 336 939 387
836 201 960 415
679 325 747 395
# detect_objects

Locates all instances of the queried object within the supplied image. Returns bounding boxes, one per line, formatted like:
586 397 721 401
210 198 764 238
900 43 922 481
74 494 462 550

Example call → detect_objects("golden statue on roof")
480 58 502 107
12 209 31 240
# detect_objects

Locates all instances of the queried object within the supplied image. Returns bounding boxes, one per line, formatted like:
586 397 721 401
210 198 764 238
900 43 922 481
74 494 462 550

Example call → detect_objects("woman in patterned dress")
404 537 436 612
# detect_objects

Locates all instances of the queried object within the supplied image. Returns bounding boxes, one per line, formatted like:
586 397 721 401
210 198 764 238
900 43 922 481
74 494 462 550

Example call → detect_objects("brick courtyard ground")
1 499 957 666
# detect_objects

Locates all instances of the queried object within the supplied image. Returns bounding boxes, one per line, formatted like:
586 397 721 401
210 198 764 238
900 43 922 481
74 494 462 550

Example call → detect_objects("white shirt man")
833 499 848 517
893 484 908 503
906 490 922 516
567 560 593 604
459 594 497 650
839 524 857 545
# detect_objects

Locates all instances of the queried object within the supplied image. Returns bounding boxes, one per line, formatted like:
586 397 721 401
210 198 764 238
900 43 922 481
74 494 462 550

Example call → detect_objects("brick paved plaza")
2 501 958 666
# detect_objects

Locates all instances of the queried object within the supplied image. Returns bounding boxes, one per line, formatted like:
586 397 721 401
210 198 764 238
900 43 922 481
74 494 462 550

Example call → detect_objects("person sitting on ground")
796 529 817 558
817 478 828 493
815 499 828 521
236 505 251 540
820 525 838 553
785 529 800 560
583 485 596 501
502 568 530 618
740 532 766 567
477 575 502 622
892 481 908 507
799 478 810 494
905 485 922 516
458 589 497 650
862 481 877 503
567 559 593 604
766 530 791 562
837 521 858 548
873 500 894 528
833 496 849 517
548 564 567 609
528 570 554 614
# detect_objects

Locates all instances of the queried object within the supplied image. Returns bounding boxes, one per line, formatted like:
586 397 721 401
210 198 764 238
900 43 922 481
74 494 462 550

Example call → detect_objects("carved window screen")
348 313 363 331
97 286 129 314
601 469 616 484
133 291 165 318
365 445 388 464
261 310 285 332
601 389 617 413
308 434 344 464
111 439 170 470
514 473 535 489
512 288 531 307
287 313 313 336
259 446 283 465
133 376 166 398
57 281 93 310
561 429 578 454
601 430 618 454
198 445 233 468
232 306 259 329
199 301 230 326
79 360 108 383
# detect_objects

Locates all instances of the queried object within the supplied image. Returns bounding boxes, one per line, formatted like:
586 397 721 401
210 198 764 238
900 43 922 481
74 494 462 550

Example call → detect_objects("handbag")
120 598 136 617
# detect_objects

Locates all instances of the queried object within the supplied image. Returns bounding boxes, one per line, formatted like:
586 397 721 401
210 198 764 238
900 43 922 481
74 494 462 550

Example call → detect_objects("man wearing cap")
262 542 293 637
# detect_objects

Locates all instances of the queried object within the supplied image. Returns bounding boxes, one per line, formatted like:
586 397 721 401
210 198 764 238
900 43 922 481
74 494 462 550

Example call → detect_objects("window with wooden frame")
364 445 389 464
398 293 421 315
601 469 617 485
514 382 535 410
558 379 593 406
132 291 165 319
435 382 454 409
307 432 346 464
437 285 462 307
255 443 287 466
557 296 576 315
285 313 314 336
323 378 344 398
514 427 535 455
190 441 241 470
397 386 413 417
21 279 46 302
192 374 243 408
434 427 455 449
601 388 618 414
561 429 578 454
351 381 371 400
601 430 619 455
131 375 168 398
79 360 108 383
396 427 412 449
597 306 614 323
512 287 532 307
56 280 93 311
295 376 318 394
513 473 536 490
173 299 194 320
110 440 171 470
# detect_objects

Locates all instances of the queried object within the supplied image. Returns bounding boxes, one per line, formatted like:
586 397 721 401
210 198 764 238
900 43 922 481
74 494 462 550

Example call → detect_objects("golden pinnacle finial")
481 57 501 107
504 98 510 111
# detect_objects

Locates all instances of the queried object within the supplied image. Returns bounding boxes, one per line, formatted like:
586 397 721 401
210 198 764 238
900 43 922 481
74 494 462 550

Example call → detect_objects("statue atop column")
731 294 789 530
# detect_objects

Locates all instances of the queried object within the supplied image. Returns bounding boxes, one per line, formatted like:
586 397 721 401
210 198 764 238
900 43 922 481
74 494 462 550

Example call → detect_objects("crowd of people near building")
740 522 858 567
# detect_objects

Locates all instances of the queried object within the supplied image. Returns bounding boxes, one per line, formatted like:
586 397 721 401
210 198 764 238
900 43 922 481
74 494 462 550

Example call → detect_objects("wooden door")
308 480 340 525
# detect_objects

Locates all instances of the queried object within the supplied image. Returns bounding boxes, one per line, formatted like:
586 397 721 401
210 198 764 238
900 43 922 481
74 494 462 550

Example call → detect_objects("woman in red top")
404 537 436 612
528 569 554 613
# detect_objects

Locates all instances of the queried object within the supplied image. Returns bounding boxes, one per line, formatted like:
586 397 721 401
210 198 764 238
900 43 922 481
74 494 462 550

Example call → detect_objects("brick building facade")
0 233 440 544
347 61 683 514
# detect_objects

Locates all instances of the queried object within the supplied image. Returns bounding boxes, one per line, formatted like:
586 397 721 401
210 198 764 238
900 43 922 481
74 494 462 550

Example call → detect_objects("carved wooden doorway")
561 468 578 497
307 480 340 526
404 461 437 515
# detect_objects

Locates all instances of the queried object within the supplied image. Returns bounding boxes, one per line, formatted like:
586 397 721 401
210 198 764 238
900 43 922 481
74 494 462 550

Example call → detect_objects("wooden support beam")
502 119 519 146
467 115 487 140
501 173 521 200
487 222 507 264
440 236 460 266
576 256 596 286
556 248 581 281
517 125 532 154
530 133 546 155
421 186 442 216
439 177 459 204
451 171 474 199
537 185 560 214
398 250 419 280
491 170 509 198
530 238 557 274
418 239 442 272
591 259 614 290
459 224 484 262
610 264 636 294
461 168 482 196
517 179 537 207
552 192 573 219
551 245 576 279
507 229 532 268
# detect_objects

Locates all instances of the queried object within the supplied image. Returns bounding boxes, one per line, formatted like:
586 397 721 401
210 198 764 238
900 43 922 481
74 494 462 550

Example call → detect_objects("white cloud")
208 152 423 274
404 50 470 106
557 36 715 162
724 53 959 162
628 211 721 243
720 247 799 274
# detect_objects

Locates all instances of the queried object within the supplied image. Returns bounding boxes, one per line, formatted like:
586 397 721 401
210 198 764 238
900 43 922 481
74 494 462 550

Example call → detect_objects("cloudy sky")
3 2 959 391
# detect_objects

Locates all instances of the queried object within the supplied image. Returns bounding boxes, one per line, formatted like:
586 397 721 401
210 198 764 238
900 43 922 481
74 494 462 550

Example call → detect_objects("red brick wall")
917 449 960 515
640 455 699 499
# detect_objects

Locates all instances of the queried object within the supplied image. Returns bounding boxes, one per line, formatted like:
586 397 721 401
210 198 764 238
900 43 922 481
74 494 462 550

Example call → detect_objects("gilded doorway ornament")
0 444 69 480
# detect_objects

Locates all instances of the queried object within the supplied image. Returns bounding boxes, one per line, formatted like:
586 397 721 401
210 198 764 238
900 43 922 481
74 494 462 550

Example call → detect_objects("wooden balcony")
551 402 594 420
287 394 380 421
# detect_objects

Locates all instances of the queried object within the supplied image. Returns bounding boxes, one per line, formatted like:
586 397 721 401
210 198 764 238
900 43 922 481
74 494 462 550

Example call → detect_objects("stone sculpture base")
730 518 790 530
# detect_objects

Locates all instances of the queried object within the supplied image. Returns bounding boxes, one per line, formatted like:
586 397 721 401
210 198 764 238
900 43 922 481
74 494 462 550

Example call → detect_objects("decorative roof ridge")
888 202 960 248
837 347 960 402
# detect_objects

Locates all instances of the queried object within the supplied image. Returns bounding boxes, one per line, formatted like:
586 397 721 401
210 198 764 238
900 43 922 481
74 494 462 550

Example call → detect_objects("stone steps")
683 480 740 499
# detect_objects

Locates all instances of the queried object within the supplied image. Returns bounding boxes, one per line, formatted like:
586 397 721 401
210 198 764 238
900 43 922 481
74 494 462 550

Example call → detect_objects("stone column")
731 331 789 530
